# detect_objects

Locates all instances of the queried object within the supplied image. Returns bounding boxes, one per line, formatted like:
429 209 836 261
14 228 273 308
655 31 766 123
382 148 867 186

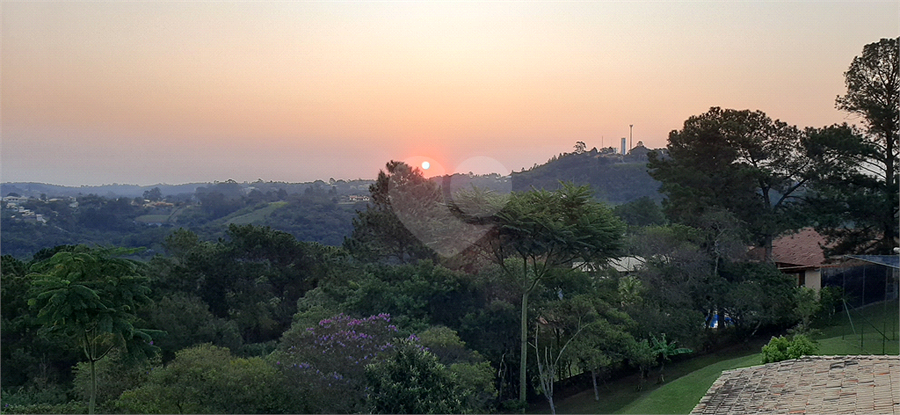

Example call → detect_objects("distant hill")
0 182 207 199
510 145 662 204
0 180 377 199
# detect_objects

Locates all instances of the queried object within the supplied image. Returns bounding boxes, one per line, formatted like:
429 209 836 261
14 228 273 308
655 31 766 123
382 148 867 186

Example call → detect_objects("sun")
403 155 445 177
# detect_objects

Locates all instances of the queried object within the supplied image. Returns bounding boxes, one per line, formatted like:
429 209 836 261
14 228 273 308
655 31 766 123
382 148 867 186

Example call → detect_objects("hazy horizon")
3 1 898 186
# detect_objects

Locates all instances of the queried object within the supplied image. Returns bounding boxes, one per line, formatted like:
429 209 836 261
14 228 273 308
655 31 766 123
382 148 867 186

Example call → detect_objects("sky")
2 1 898 186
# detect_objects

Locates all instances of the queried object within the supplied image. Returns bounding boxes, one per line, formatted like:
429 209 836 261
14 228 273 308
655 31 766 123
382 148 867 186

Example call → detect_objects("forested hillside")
0 180 372 258
511 145 662 204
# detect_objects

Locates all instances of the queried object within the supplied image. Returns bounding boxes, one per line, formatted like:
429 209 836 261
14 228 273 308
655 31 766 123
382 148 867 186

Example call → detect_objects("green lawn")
225 202 288 225
540 299 899 414
533 340 766 414
616 353 761 414
814 298 899 355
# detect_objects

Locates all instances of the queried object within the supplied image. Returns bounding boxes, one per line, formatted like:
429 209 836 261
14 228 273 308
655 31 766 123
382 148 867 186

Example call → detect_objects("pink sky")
2 1 898 186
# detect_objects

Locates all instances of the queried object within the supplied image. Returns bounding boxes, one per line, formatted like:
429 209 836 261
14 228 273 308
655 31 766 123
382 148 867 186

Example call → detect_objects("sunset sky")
2 1 898 186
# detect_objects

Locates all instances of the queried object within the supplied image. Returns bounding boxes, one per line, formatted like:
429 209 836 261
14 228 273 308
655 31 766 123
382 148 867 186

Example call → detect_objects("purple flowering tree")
274 313 410 413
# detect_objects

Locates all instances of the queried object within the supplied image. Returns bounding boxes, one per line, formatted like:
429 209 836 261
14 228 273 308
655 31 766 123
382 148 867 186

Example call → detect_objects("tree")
156 225 328 345
647 333 692 383
274 313 403 413
531 294 594 415
26 246 160 414
565 291 636 402
574 141 587 154
468 183 624 404
114 344 296 414
72 349 158 413
807 38 899 254
612 196 666 230
648 107 812 259
365 340 478 414
345 161 439 264
142 187 162 202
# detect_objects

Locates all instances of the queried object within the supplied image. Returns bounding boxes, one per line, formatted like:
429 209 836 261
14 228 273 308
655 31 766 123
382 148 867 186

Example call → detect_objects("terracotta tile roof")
692 355 900 414
762 228 830 268
775 228 829 267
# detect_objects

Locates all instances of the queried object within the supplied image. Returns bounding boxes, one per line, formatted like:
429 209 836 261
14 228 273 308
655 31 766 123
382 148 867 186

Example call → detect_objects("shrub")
113 344 296 414
761 334 818 363
365 341 476 414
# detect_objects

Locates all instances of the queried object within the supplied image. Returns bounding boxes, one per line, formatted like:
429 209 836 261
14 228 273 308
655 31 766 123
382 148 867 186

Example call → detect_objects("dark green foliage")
139 292 243 361
761 334 818 363
613 196 667 230
1 401 88 414
648 107 811 258
365 340 478 414
1 254 82 390
647 333 692 383
142 187 162 202
417 326 498 411
25 246 161 413
154 225 331 345
472 183 626 402
715 261 800 335
194 180 246 220
343 261 480 332
72 349 158 413
114 344 297 414
344 161 439 264
1 195 169 259
510 152 662 204
264 187 359 246
835 37 899 151
805 37 899 255
74 195 144 232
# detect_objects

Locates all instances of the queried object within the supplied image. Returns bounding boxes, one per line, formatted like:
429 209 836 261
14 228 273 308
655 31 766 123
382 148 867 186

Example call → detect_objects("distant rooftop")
692 355 899 414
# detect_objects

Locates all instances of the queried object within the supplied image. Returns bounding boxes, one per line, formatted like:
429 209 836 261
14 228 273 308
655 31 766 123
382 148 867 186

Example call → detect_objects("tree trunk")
519 290 529 407
658 361 666 384
592 369 599 401
883 128 896 253
89 359 97 415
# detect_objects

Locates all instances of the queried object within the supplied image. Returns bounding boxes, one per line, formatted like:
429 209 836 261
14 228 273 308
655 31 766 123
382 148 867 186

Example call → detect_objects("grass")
225 202 288 225
813 298 899 355
532 339 766 414
617 353 761 414
540 298 899 414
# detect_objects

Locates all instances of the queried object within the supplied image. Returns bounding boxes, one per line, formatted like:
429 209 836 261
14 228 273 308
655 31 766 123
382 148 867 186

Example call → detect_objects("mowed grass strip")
539 340 765 414
617 353 761 414
226 202 288 225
